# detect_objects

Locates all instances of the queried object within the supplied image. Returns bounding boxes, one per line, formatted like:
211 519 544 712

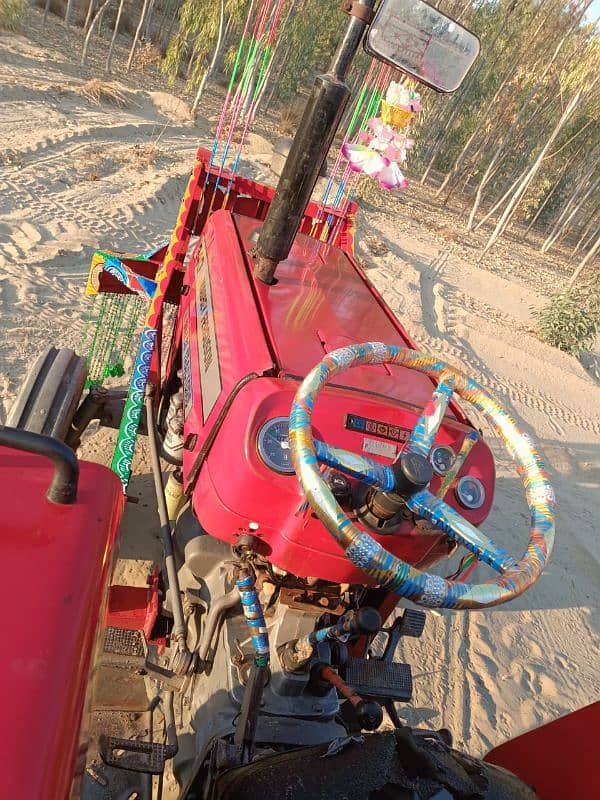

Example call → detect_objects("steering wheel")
288 342 555 609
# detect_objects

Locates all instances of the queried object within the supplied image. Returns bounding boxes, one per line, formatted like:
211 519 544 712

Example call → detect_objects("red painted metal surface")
485 702 599 798
0 448 123 800
181 211 275 486
105 565 160 642
237 213 458 412
182 209 494 583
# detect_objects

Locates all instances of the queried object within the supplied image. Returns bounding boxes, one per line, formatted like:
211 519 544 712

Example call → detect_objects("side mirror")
364 0 480 93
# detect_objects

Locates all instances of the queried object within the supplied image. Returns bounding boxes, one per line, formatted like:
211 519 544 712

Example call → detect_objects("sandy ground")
1 12 599 765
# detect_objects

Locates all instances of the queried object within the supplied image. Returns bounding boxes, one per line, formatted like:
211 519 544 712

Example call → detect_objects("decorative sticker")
195 253 221 422
346 413 410 443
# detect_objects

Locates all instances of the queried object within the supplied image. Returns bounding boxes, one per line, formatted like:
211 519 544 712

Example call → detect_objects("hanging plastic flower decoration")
342 80 421 191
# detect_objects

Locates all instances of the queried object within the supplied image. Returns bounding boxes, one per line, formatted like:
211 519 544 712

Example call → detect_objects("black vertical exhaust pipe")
255 0 375 283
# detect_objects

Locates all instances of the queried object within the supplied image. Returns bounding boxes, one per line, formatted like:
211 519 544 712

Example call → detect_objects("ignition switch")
327 471 351 502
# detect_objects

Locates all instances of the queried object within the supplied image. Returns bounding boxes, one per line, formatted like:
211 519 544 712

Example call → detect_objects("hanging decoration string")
312 62 392 245
204 0 285 212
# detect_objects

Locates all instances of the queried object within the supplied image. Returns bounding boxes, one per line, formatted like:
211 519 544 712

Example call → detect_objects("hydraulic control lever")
312 663 383 731
279 607 381 673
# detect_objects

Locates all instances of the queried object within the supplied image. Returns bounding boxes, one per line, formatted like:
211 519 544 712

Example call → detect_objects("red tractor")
1 1 596 798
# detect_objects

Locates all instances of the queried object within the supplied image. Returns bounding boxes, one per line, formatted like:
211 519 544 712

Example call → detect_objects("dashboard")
190 376 496 585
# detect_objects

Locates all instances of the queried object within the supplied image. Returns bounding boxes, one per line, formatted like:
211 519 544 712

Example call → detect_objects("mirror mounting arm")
341 0 375 25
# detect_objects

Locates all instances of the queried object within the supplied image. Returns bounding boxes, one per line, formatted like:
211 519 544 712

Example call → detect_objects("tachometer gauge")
455 475 485 509
257 417 295 475
430 444 455 476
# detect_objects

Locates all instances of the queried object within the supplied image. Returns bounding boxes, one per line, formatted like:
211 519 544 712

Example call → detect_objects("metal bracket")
341 0 375 24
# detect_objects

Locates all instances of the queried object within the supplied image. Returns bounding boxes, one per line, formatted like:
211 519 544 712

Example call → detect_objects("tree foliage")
156 0 597 264
534 279 600 354
12 0 599 270
0 0 26 30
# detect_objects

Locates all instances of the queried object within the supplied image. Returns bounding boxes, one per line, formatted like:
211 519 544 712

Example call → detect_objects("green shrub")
534 280 600 355
0 0 26 31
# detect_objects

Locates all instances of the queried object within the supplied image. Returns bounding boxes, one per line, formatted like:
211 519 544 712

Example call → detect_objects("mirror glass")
364 0 480 93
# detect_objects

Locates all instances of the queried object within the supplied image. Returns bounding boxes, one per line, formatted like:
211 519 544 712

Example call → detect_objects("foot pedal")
382 609 426 662
396 608 426 638
99 735 176 774
344 656 412 702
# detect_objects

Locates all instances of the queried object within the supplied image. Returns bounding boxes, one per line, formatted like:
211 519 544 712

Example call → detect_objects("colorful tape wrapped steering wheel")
288 342 555 610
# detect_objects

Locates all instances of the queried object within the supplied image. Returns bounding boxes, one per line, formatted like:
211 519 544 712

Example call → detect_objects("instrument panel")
255 415 487 511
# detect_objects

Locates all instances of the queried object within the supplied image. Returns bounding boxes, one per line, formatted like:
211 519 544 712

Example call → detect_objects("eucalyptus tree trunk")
467 11 584 230
542 172 600 253
541 152 600 249
126 0 152 72
106 0 125 74
436 74 511 198
471 124 551 232
472 164 529 231
81 0 112 66
523 144 585 237
253 0 299 116
84 0 96 33
64 0 74 26
573 203 600 256
264 47 293 110
216 15 234 73
186 47 199 79
483 89 584 254
419 0 518 185
568 231 600 287
161 0 181 51
144 0 156 41
192 0 225 113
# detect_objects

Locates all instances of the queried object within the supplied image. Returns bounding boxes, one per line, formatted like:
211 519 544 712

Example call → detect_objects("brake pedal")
397 608 426 638
382 608 426 662
99 735 177 774
344 656 412 702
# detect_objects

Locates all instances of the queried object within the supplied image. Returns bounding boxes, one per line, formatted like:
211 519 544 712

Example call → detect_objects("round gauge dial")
257 417 295 475
430 444 455 476
455 475 485 510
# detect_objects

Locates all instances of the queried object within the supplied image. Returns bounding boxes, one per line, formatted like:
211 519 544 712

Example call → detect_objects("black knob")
350 607 382 636
392 452 433 495
355 699 383 730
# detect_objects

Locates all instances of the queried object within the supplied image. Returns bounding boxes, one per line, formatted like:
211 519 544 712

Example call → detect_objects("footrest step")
103 626 146 658
99 735 176 774
344 656 412 702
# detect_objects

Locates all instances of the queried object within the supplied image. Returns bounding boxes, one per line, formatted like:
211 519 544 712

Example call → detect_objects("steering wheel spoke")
407 371 455 458
314 439 395 491
406 489 516 573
